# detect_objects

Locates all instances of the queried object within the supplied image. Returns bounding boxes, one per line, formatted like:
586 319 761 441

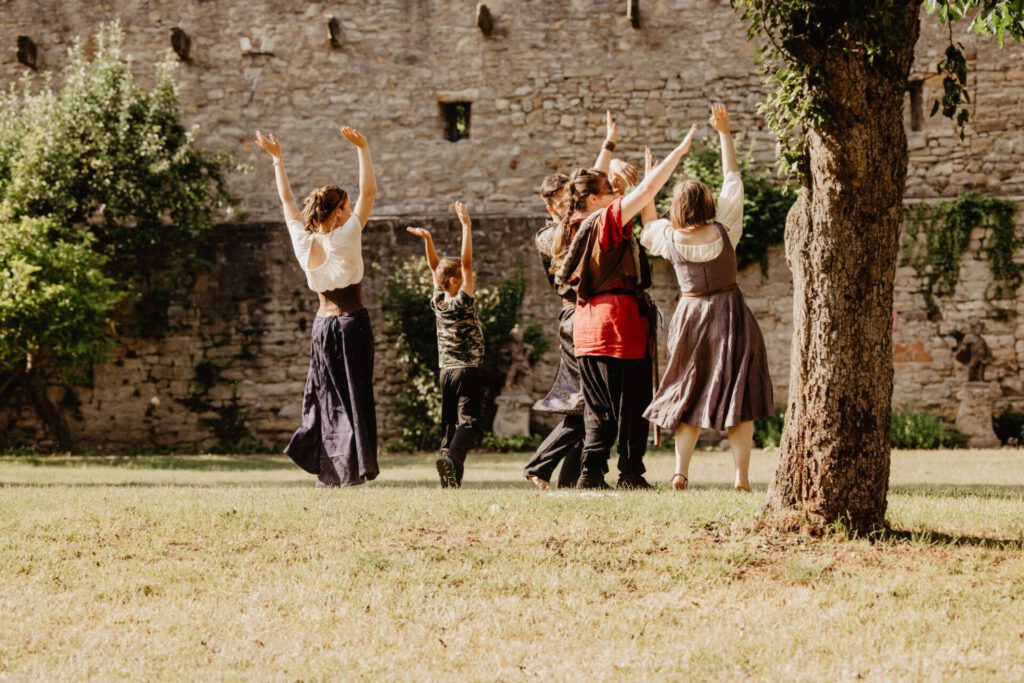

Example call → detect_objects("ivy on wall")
900 192 1020 318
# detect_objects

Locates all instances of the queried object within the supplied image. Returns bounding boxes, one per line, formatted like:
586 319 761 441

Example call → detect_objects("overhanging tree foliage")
732 0 1024 533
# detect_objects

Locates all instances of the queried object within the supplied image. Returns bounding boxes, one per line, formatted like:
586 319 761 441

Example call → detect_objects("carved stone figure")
955 321 994 382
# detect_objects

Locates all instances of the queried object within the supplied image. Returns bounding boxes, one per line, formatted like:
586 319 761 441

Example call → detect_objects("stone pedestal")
492 394 533 437
955 382 1000 448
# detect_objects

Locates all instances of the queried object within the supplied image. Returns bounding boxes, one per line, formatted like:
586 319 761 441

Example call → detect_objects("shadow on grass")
889 483 1024 500
0 454 535 471
880 526 1024 550
0 480 537 490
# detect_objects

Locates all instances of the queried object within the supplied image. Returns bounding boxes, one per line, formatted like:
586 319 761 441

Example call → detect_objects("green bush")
0 215 123 448
890 406 966 450
379 257 526 452
659 138 794 274
480 433 544 453
754 405 787 448
992 408 1024 446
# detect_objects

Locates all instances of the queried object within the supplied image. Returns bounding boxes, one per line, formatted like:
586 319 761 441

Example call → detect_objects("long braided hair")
549 168 612 275
302 184 348 234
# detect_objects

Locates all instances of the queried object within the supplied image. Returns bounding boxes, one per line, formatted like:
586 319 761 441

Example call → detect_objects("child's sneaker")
436 456 457 489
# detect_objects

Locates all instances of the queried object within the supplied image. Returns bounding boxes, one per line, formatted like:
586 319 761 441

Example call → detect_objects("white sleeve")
715 171 744 245
286 219 307 249
639 218 674 259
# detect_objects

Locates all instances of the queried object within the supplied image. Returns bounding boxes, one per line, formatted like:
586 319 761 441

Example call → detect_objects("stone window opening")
907 79 924 132
441 102 471 142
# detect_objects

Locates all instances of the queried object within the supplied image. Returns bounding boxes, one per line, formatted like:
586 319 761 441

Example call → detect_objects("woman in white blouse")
254 126 380 487
639 105 774 492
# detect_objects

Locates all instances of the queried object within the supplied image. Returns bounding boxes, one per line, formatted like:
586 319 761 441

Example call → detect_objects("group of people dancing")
254 103 773 492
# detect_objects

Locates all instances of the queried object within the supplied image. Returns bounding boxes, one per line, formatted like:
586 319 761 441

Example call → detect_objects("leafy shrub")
992 408 1024 446
480 433 544 453
0 23 233 449
0 215 123 448
890 406 966 449
379 257 526 452
659 137 793 274
754 405 787 448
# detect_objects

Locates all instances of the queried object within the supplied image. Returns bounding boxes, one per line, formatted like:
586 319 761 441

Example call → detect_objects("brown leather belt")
318 282 365 315
678 283 738 298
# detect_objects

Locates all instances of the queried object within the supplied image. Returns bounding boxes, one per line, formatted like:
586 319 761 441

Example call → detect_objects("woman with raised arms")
254 126 380 487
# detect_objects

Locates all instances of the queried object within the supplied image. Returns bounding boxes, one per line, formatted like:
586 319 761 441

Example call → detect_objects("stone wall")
3 0 1024 450
5 207 1023 451
3 1 1022 217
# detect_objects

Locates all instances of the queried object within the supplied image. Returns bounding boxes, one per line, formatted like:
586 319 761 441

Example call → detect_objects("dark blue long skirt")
285 310 379 486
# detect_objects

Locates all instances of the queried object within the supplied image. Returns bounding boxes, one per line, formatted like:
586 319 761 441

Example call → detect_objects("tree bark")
766 2 922 534
22 371 74 452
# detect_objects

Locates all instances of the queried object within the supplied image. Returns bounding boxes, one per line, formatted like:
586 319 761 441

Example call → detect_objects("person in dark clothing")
523 114 639 490
554 123 699 490
407 202 485 488
254 126 380 487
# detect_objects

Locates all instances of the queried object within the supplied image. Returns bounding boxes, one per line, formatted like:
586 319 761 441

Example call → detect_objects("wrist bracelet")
602 140 616 152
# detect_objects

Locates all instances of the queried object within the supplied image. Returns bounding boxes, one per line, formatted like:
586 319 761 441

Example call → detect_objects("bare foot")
528 475 550 491
671 473 688 491
734 483 751 493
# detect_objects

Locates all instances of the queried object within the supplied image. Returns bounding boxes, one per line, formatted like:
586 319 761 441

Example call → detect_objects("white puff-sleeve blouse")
640 170 745 263
286 214 364 292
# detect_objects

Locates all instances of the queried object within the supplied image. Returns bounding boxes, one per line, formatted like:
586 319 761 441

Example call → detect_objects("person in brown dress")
639 105 774 492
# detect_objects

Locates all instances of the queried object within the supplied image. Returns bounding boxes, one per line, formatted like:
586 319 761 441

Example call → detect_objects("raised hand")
605 110 618 144
709 103 731 134
340 126 368 148
254 130 282 159
406 226 431 239
454 201 471 227
676 124 699 156
609 158 639 194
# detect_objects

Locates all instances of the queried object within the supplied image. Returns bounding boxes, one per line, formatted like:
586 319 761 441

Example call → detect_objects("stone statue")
492 325 535 437
955 321 994 382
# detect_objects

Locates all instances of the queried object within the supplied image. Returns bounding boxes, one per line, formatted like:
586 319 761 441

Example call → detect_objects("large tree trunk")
766 3 922 534
22 371 74 452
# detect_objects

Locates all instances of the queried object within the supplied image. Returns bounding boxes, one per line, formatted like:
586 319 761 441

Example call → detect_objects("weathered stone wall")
0 215 567 451
3 1 1024 450
4 207 1023 451
3 1 1021 216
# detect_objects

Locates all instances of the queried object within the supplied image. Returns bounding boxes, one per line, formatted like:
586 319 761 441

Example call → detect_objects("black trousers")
579 355 651 480
522 414 584 488
440 366 481 483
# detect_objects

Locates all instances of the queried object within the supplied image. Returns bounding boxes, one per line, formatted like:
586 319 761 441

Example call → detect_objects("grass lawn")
1 449 1022 680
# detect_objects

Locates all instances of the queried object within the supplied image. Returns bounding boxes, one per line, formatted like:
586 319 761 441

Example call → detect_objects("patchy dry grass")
1 449 1022 680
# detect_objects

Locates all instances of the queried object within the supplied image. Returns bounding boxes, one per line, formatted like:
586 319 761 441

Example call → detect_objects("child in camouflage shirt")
407 202 485 488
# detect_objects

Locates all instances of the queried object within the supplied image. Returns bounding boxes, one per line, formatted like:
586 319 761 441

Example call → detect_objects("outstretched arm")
593 110 618 175
454 201 474 296
340 126 377 229
255 131 301 222
640 147 658 226
710 104 738 175
620 124 698 224
406 227 439 274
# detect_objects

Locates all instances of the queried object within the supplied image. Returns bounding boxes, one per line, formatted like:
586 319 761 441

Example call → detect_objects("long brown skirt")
644 288 774 431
